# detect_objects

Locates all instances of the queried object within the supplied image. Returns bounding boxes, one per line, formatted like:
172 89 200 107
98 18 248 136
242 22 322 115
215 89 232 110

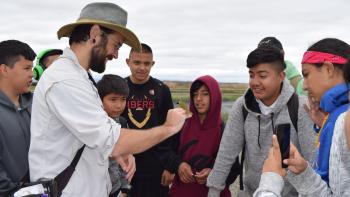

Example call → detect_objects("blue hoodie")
316 83 350 183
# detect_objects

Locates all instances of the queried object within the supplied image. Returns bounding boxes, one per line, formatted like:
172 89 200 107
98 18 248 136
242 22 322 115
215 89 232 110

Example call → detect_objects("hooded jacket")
0 91 32 196
169 75 231 197
315 83 350 183
207 80 316 197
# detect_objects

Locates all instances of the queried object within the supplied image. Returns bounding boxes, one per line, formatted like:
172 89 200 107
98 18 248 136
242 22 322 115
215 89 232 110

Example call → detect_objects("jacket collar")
244 80 294 115
0 91 32 110
319 83 350 113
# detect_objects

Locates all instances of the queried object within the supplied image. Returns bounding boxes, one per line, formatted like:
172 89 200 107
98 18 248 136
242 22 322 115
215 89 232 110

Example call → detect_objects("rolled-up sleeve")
45 79 120 159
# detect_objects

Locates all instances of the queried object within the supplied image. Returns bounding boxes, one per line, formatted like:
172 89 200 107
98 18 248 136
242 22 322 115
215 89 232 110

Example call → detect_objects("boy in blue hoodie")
0 40 36 196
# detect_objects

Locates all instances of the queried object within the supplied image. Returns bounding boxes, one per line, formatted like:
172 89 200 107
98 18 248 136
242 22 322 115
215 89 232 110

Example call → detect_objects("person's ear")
323 61 335 78
126 58 130 67
279 69 286 81
0 64 9 77
90 25 101 44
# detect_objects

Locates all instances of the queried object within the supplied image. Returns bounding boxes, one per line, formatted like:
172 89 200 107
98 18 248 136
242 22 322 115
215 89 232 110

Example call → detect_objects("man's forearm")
112 126 173 157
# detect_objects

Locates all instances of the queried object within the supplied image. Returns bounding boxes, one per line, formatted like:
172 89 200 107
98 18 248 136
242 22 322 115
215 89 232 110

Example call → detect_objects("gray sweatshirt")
0 91 32 196
207 81 316 196
254 112 350 197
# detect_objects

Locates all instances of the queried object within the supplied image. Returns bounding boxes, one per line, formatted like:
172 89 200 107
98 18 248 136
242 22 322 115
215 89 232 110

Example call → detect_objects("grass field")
165 81 248 103
31 81 248 102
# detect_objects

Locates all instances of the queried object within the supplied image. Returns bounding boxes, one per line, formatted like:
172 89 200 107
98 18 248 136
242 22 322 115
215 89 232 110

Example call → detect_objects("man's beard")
90 39 108 73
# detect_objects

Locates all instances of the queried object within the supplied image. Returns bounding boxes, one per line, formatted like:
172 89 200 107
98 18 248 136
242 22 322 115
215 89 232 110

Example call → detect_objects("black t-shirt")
122 77 173 129
122 77 174 176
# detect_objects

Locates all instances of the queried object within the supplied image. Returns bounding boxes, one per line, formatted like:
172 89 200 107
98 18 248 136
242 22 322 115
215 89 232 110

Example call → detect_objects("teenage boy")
207 47 316 196
257 37 306 95
0 40 36 196
168 75 239 197
97 74 133 197
122 43 174 197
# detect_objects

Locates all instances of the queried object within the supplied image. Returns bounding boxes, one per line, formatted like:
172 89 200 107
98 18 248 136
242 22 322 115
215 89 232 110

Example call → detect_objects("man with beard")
28 3 189 197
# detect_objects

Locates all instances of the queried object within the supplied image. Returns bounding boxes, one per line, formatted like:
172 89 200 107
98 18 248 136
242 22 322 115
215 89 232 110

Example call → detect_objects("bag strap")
54 145 85 196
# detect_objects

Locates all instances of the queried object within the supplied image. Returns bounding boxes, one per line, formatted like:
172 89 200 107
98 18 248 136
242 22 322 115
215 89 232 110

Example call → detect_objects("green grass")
170 86 246 103
31 81 246 122
166 82 247 122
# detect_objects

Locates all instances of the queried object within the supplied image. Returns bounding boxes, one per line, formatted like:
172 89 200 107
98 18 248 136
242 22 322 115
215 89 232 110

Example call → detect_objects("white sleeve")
253 172 284 197
46 79 120 158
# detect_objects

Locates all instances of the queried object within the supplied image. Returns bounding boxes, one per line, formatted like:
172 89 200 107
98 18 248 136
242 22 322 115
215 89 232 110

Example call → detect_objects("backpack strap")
239 106 248 190
287 93 299 133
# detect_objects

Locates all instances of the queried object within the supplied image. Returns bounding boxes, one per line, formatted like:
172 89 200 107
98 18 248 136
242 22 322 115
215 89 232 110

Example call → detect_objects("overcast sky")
1 0 349 82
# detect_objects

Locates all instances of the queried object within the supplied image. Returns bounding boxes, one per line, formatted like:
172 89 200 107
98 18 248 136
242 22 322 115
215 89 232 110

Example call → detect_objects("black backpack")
239 93 298 190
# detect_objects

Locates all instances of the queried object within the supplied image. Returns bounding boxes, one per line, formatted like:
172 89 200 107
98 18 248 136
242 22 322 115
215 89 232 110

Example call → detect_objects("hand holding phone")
275 123 291 168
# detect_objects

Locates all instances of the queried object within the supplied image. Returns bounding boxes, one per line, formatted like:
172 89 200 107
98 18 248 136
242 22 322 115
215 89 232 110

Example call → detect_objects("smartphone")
275 123 290 168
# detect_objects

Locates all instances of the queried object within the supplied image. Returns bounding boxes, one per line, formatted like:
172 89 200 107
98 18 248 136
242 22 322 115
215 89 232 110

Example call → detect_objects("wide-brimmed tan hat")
57 2 141 52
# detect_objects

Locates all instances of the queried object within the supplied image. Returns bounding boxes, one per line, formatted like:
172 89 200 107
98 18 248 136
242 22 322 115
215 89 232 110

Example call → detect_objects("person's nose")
249 77 259 87
303 80 308 91
195 95 202 101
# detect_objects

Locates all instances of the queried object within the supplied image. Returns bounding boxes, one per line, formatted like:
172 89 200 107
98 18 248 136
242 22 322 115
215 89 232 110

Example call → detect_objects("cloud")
2 0 350 82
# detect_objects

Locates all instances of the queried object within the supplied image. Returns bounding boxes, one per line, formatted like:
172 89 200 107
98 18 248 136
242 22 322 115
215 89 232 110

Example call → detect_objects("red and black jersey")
122 76 174 176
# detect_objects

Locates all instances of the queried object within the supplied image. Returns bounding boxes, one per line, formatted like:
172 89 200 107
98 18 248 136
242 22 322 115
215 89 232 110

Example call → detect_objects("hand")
161 170 175 186
178 162 194 183
164 108 192 135
194 168 211 184
120 193 128 197
283 143 308 174
116 154 136 182
304 96 326 127
262 135 286 177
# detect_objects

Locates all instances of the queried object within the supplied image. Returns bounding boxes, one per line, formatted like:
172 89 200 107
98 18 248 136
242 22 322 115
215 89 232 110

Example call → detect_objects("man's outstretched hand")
164 108 192 135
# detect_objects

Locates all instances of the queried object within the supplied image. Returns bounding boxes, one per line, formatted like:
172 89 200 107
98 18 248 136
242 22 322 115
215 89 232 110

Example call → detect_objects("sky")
1 0 350 82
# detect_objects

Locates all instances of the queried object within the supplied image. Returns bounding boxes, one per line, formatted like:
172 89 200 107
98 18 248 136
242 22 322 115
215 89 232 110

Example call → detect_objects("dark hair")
69 24 114 45
306 38 350 83
0 40 36 67
130 43 152 54
190 80 205 99
258 37 283 51
40 49 63 67
246 47 286 72
97 74 129 99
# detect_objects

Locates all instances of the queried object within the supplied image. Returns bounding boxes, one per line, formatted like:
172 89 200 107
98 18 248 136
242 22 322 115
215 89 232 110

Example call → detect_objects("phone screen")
275 123 290 168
